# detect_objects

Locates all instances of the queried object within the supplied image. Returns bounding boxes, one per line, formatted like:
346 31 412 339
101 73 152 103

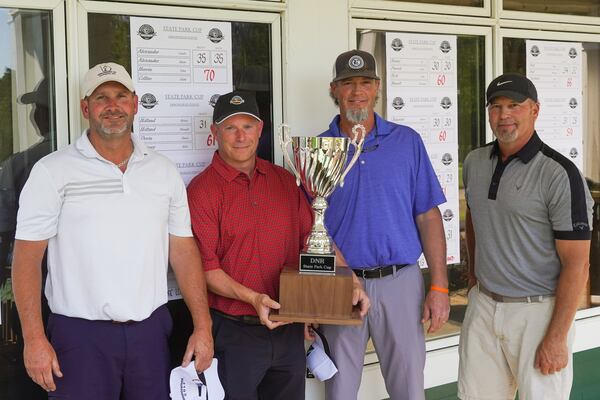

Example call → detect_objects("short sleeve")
168 167 193 237
548 167 593 240
15 162 62 241
187 177 222 271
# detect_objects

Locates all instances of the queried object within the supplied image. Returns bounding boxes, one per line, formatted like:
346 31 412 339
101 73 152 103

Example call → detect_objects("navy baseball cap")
486 73 538 105
212 91 261 124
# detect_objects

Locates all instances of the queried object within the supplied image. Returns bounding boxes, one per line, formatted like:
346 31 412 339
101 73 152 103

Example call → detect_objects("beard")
96 112 132 137
345 108 369 124
494 127 518 144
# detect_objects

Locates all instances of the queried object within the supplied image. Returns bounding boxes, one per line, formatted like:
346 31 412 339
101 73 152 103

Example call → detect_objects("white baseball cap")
80 62 135 99
169 359 224 400
306 328 338 381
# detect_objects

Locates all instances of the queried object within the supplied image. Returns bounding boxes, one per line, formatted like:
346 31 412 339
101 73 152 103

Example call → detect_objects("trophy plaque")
270 124 364 325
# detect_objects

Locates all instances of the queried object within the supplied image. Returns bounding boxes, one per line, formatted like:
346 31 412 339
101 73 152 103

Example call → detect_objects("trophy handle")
339 124 366 187
278 124 301 186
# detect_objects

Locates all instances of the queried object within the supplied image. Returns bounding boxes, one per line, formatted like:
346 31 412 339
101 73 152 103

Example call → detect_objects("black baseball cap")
332 50 380 82
19 78 49 106
212 91 261 124
486 73 538 105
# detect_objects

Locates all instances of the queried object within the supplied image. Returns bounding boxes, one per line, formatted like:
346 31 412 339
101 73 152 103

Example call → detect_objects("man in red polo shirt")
187 91 312 399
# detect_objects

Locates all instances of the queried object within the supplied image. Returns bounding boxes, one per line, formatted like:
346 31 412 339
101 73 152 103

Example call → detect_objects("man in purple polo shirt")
319 50 450 399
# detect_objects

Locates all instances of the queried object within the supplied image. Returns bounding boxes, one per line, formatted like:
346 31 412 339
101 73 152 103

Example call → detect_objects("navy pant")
211 311 305 400
47 305 172 400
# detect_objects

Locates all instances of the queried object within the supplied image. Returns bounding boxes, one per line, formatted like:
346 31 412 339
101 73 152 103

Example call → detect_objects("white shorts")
457 286 574 400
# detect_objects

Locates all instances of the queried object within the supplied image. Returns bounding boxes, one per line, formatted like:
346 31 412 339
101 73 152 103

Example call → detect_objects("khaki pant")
458 286 574 400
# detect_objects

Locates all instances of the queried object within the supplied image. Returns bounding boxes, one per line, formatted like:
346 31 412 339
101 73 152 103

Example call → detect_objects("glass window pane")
391 0 484 7
0 7 56 399
87 14 274 162
503 37 600 309
357 29 486 341
504 0 600 17
87 11 275 366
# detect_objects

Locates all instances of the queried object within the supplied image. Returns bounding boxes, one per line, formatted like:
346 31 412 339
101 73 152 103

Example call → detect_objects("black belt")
211 309 262 325
352 264 409 279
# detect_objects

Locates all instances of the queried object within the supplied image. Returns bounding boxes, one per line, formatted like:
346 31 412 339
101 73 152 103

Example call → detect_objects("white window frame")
497 0 600 27
346 18 492 391
345 19 600 394
0 0 69 149
352 0 491 18
67 0 283 154
108 0 285 11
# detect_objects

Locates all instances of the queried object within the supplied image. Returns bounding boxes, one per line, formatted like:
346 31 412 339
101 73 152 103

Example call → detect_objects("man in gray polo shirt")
458 73 594 400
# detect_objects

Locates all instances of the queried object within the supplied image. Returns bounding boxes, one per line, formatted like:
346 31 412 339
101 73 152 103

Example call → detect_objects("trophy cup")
269 124 365 325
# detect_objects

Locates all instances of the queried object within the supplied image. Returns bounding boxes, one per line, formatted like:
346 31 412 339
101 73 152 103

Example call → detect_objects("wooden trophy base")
270 266 362 325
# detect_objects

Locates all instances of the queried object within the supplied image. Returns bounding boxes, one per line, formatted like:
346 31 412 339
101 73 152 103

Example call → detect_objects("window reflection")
503 38 600 309
0 8 55 400
86 12 274 369
357 29 486 341
504 0 600 17
87 14 273 161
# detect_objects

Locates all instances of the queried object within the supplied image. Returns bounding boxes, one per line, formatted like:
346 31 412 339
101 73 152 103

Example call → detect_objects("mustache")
100 111 127 119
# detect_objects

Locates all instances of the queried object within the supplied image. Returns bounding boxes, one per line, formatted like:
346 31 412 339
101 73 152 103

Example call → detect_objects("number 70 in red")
204 69 216 81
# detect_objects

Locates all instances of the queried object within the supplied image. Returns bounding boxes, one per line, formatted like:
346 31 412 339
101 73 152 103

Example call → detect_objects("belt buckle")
356 269 367 279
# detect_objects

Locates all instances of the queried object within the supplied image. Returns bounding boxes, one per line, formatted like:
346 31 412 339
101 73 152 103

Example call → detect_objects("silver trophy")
279 124 365 274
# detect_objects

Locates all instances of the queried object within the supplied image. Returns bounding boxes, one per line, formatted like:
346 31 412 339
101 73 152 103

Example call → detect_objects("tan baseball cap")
80 62 135 99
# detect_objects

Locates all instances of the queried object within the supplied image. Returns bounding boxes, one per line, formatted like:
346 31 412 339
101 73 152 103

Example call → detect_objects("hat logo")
140 93 158 109
208 28 224 43
97 65 117 77
496 80 512 86
569 48 577 59
230 95 245 105
209 94 220 107
391 38 404 52
440 97 452 110
392 97 405 110
442 209 454 221
569 98 578 109
530 45 540 57
137 24 156 40
440 41 451 54
441 153 453 166
348 55 365 70
569 147 578 159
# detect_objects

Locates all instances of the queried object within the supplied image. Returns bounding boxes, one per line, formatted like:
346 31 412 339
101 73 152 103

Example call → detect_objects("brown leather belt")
478 284 553 303
211 309 262 325
352 264 409 279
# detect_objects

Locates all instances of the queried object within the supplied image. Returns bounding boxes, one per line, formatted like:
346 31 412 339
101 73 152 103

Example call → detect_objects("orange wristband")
430 285 449 294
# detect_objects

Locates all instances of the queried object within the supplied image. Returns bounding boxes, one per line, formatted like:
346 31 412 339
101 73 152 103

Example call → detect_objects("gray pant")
321 263 426 400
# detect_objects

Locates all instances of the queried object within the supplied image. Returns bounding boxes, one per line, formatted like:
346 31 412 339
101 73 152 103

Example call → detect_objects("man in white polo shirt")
11 62 213 399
